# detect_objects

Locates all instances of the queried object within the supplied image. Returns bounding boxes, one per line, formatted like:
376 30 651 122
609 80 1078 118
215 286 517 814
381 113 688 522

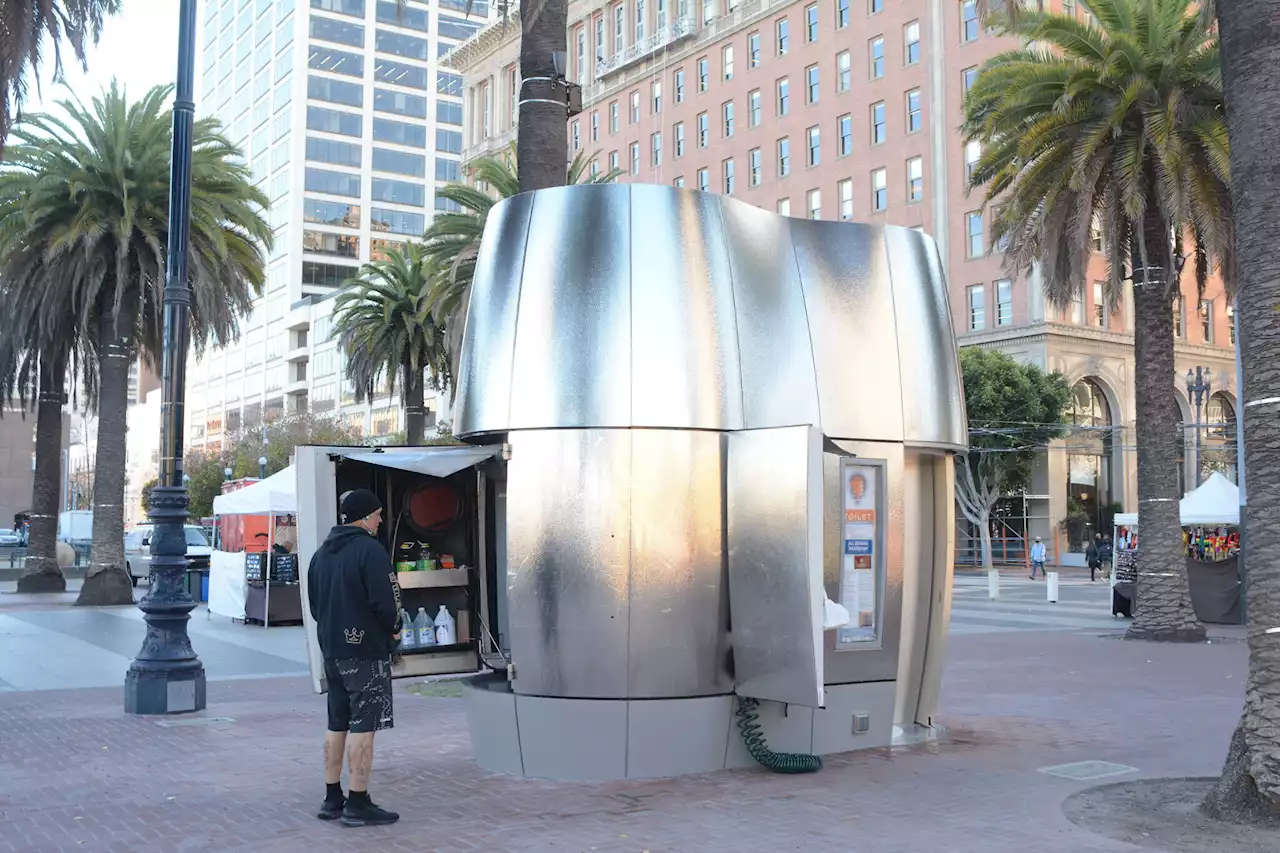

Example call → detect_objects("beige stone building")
445 0 1239 565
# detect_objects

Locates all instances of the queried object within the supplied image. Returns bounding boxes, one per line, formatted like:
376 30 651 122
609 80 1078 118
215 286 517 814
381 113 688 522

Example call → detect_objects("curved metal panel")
721 201 822 430
793 221 904 442
884 227 967 449
453 192 533 437
629 186 744 429
627 429 733 698
508 186 633 429
506 429 631 698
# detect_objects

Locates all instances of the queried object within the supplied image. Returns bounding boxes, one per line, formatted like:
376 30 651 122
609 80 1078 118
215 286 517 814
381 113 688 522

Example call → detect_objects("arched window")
1065 379 1114 553
1206 393 1235 440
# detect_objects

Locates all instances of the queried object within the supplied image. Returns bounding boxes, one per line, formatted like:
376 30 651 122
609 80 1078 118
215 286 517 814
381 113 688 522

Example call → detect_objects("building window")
698 167 709 192
610 101 620 132
805 4 819 42
698 111 709 147
871 102 886 144
778 137 791 176
674 175 685 187
869 0 883 13
615 2 625 50
596 15 605 62
777 18 789 55
635 0 646 42
591 159 600 177
838 178 853 220
870 36 885 79
904 21 920 65
303 230 359 258
749 31 761 67
1070 291 1085 324
996 278 1013 326
370 207 426 237
375 88 427 118
907 88 922 133
777 77 790 115
906 156 923 202
703 0 716 25
723 100 735 137
631 90 640 123
675 121 685 157
306 136 362 167
651 80 662 114
807 125 820 166
777 197 792 215
1090 281 1106 328
749 148 762 186
307 106 361 137
966 211 984 258
630 142 640 175
724 159 736 194
306 167 361 198
806 64 820 103
372 177 425 206
837 0 850 29
658 0 667 30
591 111 600 142
968 284 985 331
963 66 979 93
304 199 361 227
749 89 762 126
1227 302 1236 344
609 150 620 171
571 121 581 151
675 68 686 102
965 140 982 182
807 188 821 219
723 45 734 80
1201 298 1213 342
872 167 887 211
651 131 662 166
838 113 852 156
1174 295 1184 337
962 0 979 43
837 50 851 92
698 57 709 91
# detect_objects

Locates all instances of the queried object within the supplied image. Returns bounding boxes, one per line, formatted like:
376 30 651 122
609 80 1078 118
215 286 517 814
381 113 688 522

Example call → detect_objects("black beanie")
340 488 382 524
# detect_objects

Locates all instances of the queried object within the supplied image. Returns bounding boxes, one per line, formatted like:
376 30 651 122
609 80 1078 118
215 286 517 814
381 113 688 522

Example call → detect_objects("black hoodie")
307 525 403 660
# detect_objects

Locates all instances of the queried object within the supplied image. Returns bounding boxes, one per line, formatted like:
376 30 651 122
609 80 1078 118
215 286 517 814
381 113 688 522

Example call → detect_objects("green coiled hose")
735 697 824 774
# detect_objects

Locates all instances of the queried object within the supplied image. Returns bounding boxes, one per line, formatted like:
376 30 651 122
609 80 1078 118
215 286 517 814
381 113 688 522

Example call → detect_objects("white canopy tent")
1110 472 1240 530
209 465 298 625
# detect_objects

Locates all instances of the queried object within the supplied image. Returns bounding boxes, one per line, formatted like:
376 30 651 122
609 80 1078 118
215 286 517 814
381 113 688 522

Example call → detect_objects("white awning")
338 446 502 478
1109 472 1241 529
212 466 297 515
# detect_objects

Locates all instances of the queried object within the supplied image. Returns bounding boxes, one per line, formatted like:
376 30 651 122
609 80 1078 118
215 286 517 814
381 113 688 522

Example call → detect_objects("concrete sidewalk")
0 626 1249 853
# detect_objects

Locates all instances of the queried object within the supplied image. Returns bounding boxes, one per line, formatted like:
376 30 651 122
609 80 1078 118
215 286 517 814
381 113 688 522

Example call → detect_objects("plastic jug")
434 605 456 646
414 607 436 647
398 608 417 650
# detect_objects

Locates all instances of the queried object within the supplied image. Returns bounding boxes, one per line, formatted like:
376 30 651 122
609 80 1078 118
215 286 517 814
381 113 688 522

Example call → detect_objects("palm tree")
517 0 569 193
2 83 271 606
963 0 1232 643
423 145 620 370
1201 0 1280 821
332 243 451 445
0 0 120 156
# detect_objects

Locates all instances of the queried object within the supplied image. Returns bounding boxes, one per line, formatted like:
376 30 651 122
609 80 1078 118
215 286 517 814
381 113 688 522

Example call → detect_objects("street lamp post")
1185 366 1213 489
124 0 206 715
259 455 268 480
224 466 233 482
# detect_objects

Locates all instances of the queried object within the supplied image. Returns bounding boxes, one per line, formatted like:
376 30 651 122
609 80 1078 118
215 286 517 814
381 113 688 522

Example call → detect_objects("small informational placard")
837 459 884 649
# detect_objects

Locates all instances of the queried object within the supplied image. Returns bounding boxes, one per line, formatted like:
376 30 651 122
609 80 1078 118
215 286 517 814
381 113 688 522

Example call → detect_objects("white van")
123 524 213 586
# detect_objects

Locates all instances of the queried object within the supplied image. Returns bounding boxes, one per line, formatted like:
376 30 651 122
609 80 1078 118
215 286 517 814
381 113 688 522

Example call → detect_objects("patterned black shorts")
324 657 394 733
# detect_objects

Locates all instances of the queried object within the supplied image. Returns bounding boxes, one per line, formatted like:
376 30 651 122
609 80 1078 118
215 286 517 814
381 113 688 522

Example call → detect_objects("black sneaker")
317 797 345 820
341 799 400 827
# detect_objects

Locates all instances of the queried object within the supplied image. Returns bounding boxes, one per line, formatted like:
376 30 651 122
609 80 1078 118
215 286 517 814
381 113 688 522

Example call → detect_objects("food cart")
209 467 300 626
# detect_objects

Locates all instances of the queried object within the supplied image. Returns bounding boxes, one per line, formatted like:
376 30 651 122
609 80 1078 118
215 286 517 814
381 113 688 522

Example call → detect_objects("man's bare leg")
324 731 347 785
346 731 376 793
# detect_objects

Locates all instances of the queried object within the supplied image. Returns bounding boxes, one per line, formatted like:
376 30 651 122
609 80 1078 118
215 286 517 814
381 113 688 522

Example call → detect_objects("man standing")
1029 536 1047 579
307 488 403 827
1086 532 1103 582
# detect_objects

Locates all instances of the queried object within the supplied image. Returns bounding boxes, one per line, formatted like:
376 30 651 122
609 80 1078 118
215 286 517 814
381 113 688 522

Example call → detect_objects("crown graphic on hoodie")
344 628 365 645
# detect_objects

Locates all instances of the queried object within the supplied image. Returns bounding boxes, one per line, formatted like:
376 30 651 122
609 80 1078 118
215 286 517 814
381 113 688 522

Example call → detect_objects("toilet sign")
838 459 884 649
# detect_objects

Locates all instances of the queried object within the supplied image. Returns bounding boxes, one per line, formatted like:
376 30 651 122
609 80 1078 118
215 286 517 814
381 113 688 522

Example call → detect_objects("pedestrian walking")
1029 536 1047 579
1087 533 1103 582
306 488 403 827
1098 535 1114 582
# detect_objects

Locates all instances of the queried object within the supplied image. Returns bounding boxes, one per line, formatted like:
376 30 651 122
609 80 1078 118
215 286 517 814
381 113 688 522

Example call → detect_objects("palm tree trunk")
517 0 568 193
1203 0 1280 820
1124 211 1205 643
403 363 426 445
76 305 135 606
16 351 68 593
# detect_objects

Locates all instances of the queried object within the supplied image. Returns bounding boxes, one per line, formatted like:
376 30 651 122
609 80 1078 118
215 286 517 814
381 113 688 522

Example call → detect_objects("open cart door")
726 425 825 708
295 444 504 694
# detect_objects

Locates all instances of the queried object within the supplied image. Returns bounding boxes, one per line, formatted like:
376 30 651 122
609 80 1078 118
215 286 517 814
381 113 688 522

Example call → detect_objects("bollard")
1047 572 1059 603
988 569 1000 600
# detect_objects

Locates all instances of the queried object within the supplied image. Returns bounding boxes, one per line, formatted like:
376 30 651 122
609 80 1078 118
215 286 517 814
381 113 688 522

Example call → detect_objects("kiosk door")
725 425 825 709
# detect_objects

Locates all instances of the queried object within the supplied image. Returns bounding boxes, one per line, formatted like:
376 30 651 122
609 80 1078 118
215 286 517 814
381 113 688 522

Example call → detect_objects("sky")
24 0 180 114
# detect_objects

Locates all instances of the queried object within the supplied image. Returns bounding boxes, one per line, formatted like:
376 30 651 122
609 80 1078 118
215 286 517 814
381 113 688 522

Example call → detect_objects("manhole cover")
1038 760 1138 781
155 716 236 728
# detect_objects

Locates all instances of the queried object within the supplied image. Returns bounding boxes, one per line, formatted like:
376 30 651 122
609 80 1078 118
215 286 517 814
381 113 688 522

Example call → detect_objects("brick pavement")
0 629 1248 853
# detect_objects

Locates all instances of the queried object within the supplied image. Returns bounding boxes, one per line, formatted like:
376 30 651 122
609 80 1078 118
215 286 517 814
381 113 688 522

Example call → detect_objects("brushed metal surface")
726 426 825 708
822 440 905 686
629 186 744 429
793 221 903 442
627 429 732 698
453 192 533 437
895 451 935 725
506 430 631 698
721 200 823 430
884 227 967 449
508 187 632 430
